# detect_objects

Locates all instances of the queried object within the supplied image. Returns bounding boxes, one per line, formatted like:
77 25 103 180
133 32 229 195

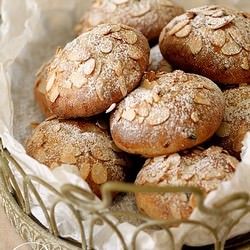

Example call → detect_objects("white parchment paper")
0 0 250 249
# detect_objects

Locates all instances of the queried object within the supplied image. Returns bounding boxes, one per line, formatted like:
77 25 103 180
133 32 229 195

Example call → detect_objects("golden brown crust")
159 5 250 84
135 146 238 220
215 85 250 158
34 61 54 117
45 24 149 118
110 70 225 157
75 0 184 41
148 45 173 73
25 118 129 198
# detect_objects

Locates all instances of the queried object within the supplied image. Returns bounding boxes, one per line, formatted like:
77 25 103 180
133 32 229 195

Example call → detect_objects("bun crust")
25 118 129 197
45 24 150 118
159 5 250 84
110 70 225 157
75 0 184 41
135 146 238 220
215 86 250 158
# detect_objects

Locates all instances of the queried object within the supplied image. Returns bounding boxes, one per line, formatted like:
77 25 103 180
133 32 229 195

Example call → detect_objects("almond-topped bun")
215 85 250 158
159 5 250 84
34 60 54 117
75 0 184 42
110 70 225 157
45 24 149 118
148 45 173 73
25 118 130 198
135 146 238 220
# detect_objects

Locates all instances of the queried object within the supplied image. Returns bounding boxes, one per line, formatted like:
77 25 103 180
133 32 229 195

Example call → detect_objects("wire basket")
1 138 250 250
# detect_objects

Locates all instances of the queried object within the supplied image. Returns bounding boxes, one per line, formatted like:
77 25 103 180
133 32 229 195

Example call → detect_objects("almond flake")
91 145 114 161
49 87 59 103
128 46 144 60
114 61 123 76
146 106 170 126
216 122 231 138
194 94 210 106
206 15 234 30
122 109 136 121
60 151 77 164
191 112 199 123
46 73 56 92
136 101 149 117
100 38 113 54
175 25 192 38
70 72 85 88
95 79 105 101
228 27 244 47
243 43 250 52
63 80 72 89
137 117 145 124
212 10 225 18
152 92 161 103
118 76 127 97
83 58 96 75
202 82 215 90
37 80 47 94
168 19 190 36
112 0 128 4
130 2 151 17
188 36 203 55
91 163 108 184
80 163 91 180
123 30 138 44
221 40 242 56
241 57 249 70
210 30 226 47
141 79 157 90
111 24 121 32
106 103 117 113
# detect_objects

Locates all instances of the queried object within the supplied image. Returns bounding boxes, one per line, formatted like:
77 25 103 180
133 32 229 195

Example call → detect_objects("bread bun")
159 5 250 84
25 118 130 197
215 85 250 158
75 0 184 41
110 70 225 157
135 146 238 220
45 24 149 118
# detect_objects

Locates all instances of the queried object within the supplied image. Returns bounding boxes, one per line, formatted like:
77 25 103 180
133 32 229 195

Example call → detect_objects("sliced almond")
91 145 114 161
80 163 91 180
122 109 136 121
228 27 244 47
37 80 47 94
158 0 174 6
83 58 96 75
191 112 199 123
188 36 203 55
123 30 138 44
168 19 190 36
106 103 117 113
146 106 170 126
112 0 128 4
100 38 113 54
49 87 59 103
175 25 192 38
241 57 249 70
221 40 242 56
135 101 150 117
216 122 231 138
141 79 157 90
46 73 56 92
114 61 123 76
70 72 86 88
60 150 77 164
91 163 108 184
210 30 226 47
118 76 127 97
130 2 151 17
152 92 161 103
206 15 234 30
63 80 72 89
128 46 144 60
194 94 211 106
95 79 105 101
111 24 121 32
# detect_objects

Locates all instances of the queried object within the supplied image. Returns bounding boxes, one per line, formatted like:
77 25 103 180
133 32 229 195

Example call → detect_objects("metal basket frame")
1 138 250 250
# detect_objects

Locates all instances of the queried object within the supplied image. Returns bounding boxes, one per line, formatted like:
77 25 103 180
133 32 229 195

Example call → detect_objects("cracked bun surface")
25 118 130 197
110 70 225 157
135 146 238 220
44 24 150 118
75 0 184 41
159 5 250 84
